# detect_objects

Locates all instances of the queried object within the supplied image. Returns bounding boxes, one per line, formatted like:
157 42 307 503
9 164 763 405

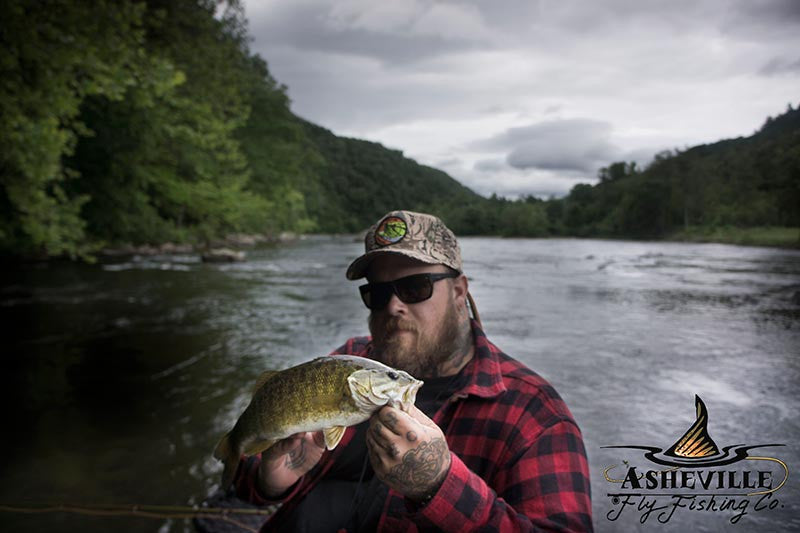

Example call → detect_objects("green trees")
545 107 799 244
1 0 314 259
299 121 483 232
68 0 274 248
0 1 156 257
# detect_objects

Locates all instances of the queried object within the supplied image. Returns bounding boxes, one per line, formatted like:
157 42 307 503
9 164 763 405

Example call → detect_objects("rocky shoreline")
99 232 300 262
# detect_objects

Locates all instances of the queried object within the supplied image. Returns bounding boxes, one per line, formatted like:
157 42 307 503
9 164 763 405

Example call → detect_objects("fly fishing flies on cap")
345 210 463 280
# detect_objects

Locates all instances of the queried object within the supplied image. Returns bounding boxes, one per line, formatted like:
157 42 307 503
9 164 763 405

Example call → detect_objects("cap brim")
346 249 446 280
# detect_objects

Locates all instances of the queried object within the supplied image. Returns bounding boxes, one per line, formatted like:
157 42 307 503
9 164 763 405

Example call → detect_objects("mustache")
372 316 419 337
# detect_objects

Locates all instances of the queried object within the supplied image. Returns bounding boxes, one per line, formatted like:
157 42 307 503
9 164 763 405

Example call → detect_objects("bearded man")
234 210 593 532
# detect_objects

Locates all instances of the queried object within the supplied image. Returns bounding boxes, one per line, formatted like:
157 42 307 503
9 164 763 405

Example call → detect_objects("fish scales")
245 358 364 437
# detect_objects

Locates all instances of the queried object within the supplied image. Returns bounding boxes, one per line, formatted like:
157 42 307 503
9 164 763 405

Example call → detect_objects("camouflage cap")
346 210 462 280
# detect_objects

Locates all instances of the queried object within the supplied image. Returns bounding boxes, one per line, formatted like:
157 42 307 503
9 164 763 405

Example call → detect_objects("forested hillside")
548 106 800 241
1 0 797 261
299 121 482 233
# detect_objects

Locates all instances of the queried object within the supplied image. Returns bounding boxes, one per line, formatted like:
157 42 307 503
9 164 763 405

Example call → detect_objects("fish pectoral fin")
253 370 279 394
323 426 347 450
243 438 277 456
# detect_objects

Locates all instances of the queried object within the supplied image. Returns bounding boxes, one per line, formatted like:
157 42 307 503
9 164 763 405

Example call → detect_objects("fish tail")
214 431 240 490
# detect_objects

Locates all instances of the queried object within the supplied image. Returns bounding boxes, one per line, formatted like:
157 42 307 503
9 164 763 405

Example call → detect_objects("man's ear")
452 274 469 306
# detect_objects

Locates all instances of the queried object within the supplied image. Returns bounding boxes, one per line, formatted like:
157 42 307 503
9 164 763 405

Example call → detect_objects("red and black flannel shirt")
235 320 593 532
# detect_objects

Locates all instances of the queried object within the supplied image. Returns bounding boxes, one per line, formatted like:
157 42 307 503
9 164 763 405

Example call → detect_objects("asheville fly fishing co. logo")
601 395 789 525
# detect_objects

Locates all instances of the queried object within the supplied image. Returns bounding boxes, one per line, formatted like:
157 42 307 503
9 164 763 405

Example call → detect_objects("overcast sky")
243 0 800 198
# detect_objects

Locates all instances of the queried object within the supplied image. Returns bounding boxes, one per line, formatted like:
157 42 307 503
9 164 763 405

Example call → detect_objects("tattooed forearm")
383 438 449 499
284 440 307 469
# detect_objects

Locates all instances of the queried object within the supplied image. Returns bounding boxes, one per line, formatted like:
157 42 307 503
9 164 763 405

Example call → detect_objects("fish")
213 354 423 489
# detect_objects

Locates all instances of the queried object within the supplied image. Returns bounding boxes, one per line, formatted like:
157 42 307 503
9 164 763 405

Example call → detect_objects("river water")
2 236 798 532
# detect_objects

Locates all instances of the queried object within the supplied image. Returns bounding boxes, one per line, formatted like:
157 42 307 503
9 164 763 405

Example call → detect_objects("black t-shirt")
277 372 467 532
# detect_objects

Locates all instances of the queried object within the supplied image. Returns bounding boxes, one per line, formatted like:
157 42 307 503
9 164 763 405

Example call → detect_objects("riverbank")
99 232 301 258
665 226 800 249
4 227 798 266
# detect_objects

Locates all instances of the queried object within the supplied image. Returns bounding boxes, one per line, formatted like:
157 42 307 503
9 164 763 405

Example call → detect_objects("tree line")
2 1 797 261
436 105 799 244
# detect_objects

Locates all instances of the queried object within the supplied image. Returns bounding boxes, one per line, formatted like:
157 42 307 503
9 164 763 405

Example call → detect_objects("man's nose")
385 291 408 315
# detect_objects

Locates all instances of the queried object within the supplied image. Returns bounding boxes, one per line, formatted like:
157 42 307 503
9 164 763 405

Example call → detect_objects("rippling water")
2 237 798 532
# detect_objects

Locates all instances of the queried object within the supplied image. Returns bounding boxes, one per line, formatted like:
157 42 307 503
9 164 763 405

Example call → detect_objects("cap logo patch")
374 216 407 246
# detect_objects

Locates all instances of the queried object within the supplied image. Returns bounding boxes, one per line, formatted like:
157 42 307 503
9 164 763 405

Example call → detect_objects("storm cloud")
474 119 620 173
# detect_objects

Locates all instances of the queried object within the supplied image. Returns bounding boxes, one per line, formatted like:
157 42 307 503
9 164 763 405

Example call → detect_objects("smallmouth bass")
214 355 423 488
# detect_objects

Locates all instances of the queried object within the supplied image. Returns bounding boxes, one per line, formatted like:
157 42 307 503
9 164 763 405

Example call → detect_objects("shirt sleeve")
407 419 593 532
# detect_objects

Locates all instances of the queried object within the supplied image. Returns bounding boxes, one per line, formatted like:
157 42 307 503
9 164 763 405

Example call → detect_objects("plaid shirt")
235 320 593 532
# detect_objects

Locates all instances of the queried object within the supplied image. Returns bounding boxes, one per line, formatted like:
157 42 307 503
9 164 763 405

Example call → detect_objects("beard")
368 298 466 378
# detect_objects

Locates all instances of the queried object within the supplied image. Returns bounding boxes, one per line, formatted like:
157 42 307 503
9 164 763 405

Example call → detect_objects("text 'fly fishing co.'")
601 395 789 526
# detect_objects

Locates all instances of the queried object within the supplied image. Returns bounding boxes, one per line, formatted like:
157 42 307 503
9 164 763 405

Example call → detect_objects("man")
234 210 592 531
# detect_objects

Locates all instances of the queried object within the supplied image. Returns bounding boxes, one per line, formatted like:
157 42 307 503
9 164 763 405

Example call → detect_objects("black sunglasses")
359 271 460 310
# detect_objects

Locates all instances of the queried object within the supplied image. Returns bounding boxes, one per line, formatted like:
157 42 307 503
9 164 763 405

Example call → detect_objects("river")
2 236 798 532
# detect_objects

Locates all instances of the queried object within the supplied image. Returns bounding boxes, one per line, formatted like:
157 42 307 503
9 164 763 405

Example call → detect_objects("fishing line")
345 451 372 526
0 502 277 533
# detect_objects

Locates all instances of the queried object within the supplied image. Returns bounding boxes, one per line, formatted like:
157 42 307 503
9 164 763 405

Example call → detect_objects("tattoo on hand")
383 438 449 499
406 431 418 442
284 440 306 470
383 411 398 432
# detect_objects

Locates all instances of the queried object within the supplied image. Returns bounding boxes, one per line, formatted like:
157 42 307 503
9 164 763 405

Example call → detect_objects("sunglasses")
359 271 460 310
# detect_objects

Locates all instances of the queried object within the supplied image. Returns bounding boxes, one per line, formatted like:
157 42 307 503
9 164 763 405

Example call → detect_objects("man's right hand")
258 431 326 498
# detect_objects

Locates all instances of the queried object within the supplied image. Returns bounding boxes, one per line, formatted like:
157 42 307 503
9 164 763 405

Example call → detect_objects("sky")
243 0 800 198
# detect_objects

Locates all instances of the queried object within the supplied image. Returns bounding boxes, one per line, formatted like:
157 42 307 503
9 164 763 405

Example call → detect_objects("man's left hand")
366 404 451 501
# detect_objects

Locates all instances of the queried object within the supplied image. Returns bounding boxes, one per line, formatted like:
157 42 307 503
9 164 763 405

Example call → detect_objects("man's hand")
366 404 451 501
258 431 326 498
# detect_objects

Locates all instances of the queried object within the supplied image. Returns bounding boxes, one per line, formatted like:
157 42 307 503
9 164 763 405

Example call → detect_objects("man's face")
366 254 466 378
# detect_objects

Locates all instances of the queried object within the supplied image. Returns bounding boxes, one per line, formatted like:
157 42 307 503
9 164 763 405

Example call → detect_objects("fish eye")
387 371 399 380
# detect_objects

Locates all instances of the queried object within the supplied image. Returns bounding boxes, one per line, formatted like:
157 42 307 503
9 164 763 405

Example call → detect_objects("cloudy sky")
243 0 800 198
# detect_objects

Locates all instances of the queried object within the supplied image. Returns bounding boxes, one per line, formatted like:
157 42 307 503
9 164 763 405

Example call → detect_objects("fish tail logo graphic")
601 395 789 526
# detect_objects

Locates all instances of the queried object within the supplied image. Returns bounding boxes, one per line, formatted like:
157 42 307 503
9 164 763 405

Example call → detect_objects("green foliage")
235 56 320 234
1 0 290 257
68 0 273 246
0 0 152 258
547 105 800 244
298 121 483 232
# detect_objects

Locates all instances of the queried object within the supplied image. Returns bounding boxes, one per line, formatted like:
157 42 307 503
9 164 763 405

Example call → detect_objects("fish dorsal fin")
665 395 721 458
253 370 279 394
323 426 347 450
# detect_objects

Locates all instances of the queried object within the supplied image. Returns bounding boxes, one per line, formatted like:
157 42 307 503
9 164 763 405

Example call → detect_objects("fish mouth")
381 378 423 408
402 379 424 405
